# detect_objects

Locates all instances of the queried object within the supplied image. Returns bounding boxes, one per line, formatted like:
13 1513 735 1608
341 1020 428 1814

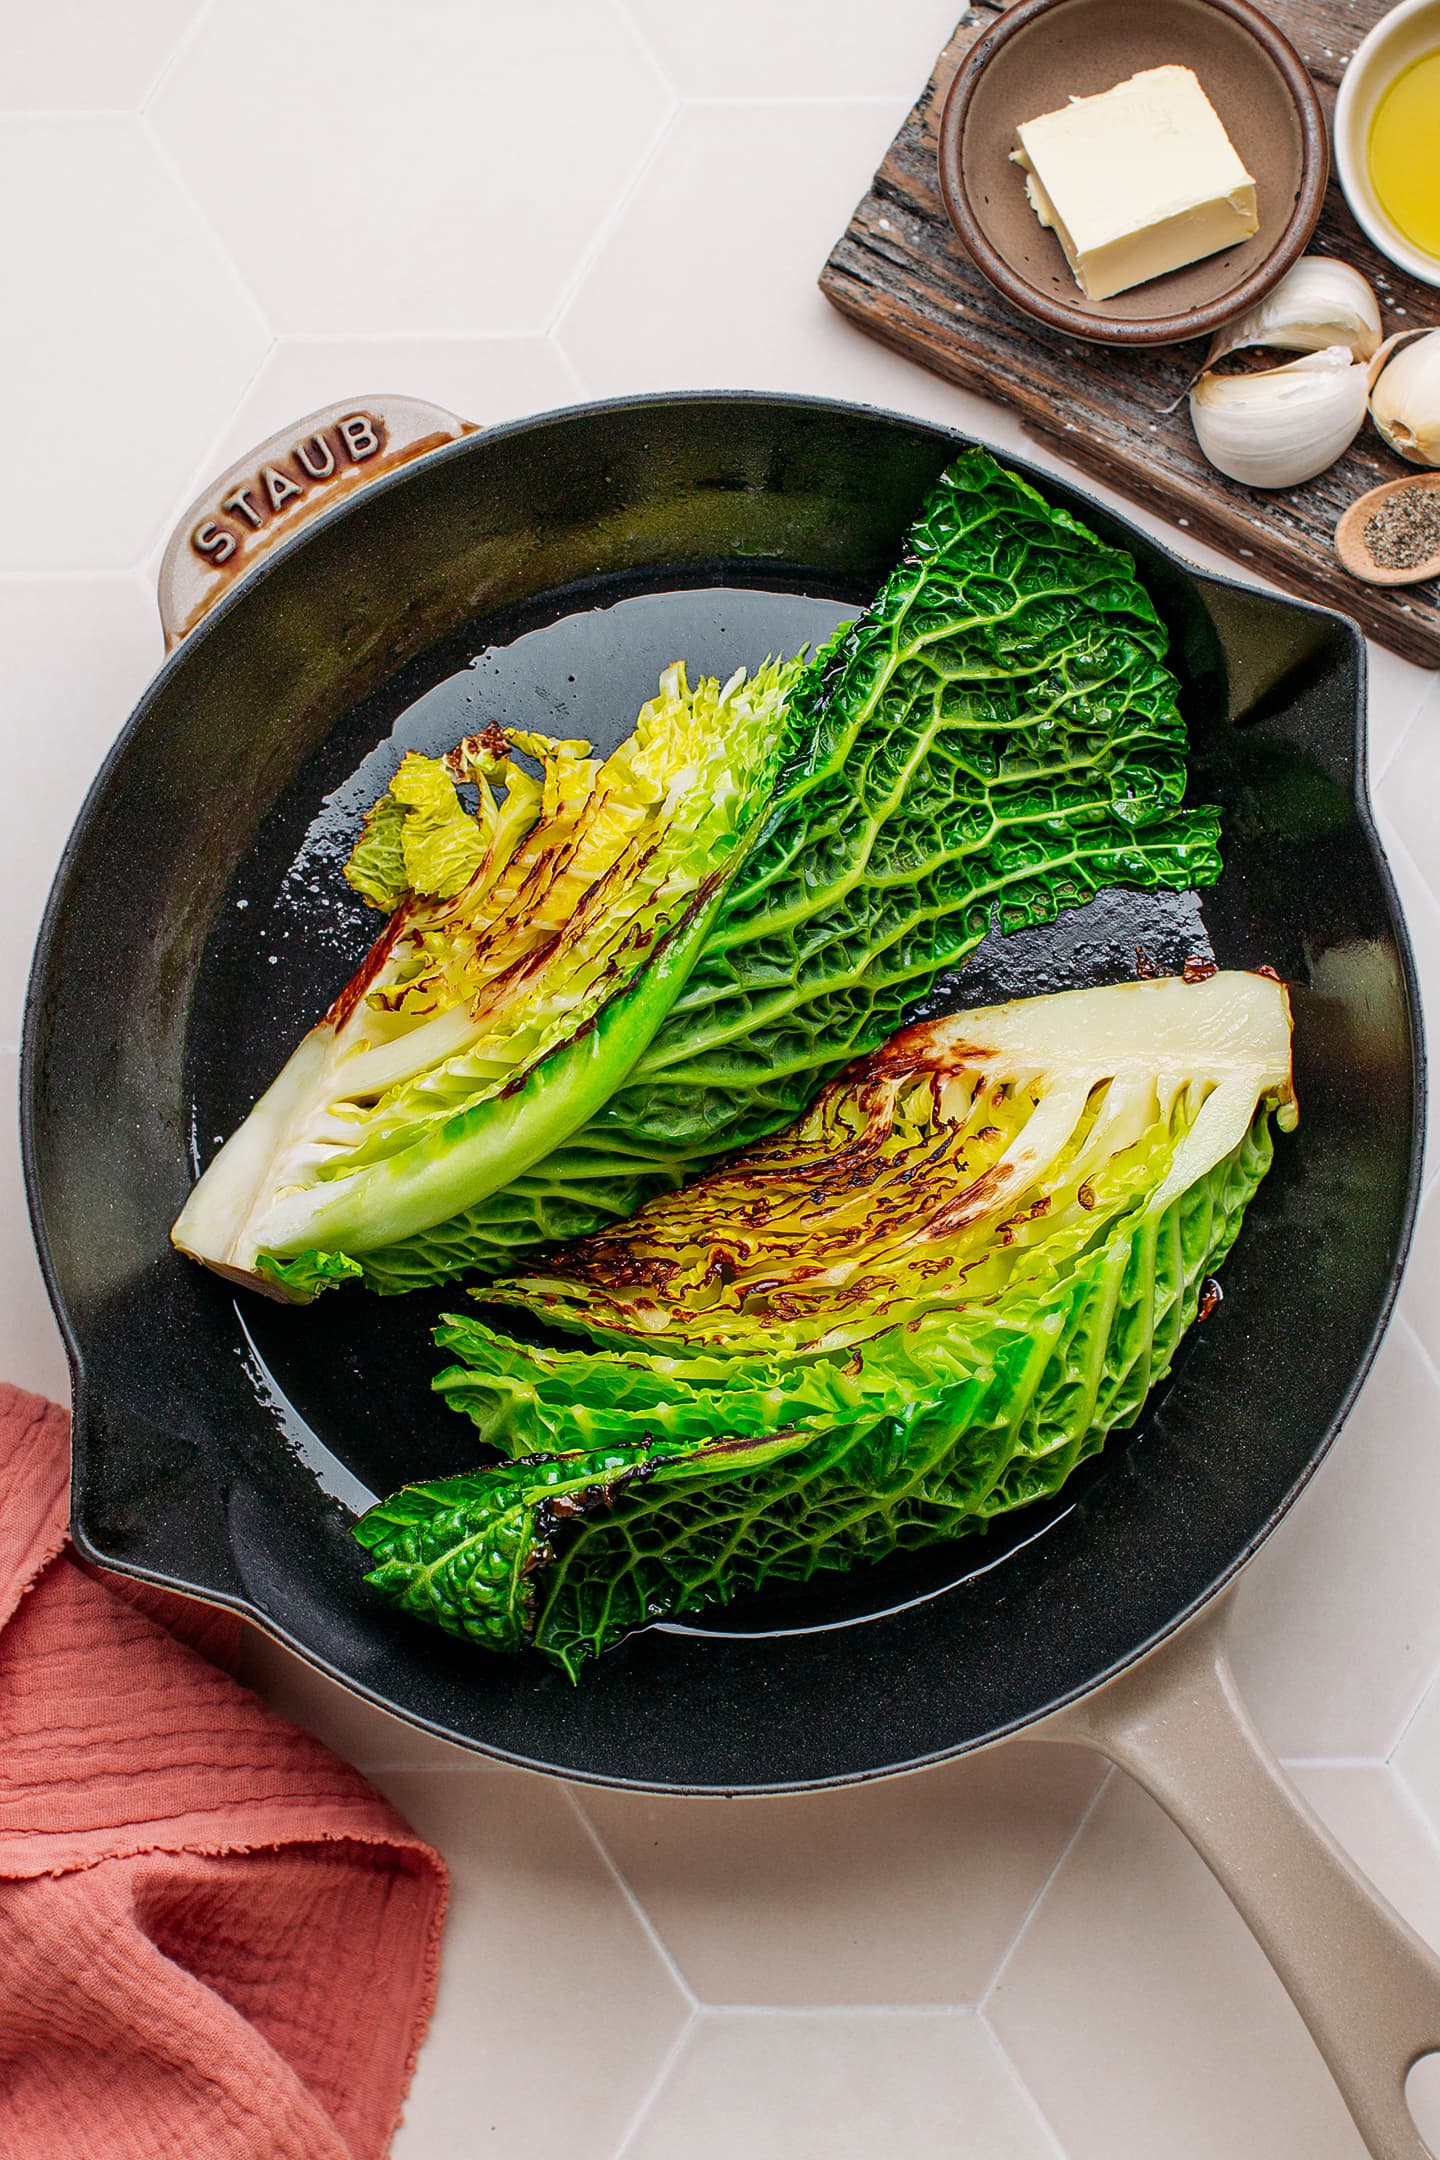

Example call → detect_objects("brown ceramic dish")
937 0 1329 348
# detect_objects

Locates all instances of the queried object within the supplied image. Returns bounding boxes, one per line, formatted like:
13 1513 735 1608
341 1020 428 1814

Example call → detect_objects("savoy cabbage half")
175 448 1222 1299
354 972 1295 1676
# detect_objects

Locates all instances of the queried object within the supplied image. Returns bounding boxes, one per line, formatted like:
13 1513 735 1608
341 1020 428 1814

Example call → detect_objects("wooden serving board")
820 0 1440 667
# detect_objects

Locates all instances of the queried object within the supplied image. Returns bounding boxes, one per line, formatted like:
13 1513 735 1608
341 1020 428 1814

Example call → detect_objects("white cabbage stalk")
910 968 1296 1219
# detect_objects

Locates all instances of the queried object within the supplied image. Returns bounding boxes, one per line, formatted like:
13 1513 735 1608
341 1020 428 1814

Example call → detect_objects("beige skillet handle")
156 396 479 650
1042 1591 1440 2160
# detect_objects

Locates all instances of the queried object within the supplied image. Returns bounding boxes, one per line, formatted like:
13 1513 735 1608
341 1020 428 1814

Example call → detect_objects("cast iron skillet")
20 394 1440 2151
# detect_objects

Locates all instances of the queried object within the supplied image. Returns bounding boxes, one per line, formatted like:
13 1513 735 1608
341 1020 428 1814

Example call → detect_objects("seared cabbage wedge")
174 448 1222 1300
171 660 796 1296
351 448 1224 1288
354 971 1295 1677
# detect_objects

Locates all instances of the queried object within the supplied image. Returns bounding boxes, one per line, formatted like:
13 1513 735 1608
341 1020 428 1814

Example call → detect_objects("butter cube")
1011 65 1258 302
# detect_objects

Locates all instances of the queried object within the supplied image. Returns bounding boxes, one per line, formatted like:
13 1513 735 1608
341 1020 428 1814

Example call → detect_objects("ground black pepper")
1363 485 1440 571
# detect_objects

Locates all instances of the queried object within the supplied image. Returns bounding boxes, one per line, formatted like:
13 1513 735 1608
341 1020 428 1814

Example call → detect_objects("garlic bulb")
1368 330 1440 466
1205 257 1382 368
1189 347 1369 488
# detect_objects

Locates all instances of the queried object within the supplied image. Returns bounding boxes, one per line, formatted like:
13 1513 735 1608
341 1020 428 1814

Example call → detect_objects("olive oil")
1369 50 1440 261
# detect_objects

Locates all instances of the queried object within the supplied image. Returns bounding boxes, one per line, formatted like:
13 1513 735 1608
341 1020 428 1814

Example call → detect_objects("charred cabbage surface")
177 446 1221 1300
355 973 1294 1675
336 448 1223 1291
172 661 795 1298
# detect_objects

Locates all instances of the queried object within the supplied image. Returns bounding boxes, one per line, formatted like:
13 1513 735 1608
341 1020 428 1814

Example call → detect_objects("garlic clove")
1189 346 1370 489
1205 257 1382 368
1368 329 1440 466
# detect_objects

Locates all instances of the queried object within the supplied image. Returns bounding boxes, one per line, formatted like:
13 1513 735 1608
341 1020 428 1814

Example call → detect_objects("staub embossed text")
189 412 385 564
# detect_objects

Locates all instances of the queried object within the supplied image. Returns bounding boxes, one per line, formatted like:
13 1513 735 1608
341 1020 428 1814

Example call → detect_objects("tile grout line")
1 92 273 591
123 316 280 581
0 106 164 120
1371 701 1416 795
1371 669 1440 792
138 0 220 117
1400 1303 1440 1392
499 336 586 404
1372 800 1440 944
563 1787 699 2010
135 0 670 360
1378 1755 1440 1878
1283 1753 1401 1770
681 93 918 108
135 105 274 338
0 569 155 586
978 1762 1113 2015
976 2010 1071 2160
257 329 582 348
545 98 681 344
608 0 681 103
691 2001 974 2018
1390 1701 1440 1791
608 2007 696 2160
127 106 279 579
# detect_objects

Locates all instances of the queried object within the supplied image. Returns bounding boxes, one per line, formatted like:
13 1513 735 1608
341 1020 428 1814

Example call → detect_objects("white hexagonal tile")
0 0 201 110
1229 1321 1440 1761
577 1744 1100 2007
375 1769 688 2160
1397 1182 1440 1370
557 98 997 418
207 337 581 465
0 575 160 1044
622 2009 1058 2160
0 118 270 572
149 1 673 337
623 0 958 100
1394 1672 1440 1836
1376 690 1440 910
1370 823 1440 1184
987 1773 1369 2160
1367 649 1438 789
0 1053 69 1407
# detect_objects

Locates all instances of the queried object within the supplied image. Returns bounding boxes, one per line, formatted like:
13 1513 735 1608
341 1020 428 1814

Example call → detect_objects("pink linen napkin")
0 1384 447 2158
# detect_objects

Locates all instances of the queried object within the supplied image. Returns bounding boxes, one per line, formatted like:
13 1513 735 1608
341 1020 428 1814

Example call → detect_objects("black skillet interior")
23 395 1422 1791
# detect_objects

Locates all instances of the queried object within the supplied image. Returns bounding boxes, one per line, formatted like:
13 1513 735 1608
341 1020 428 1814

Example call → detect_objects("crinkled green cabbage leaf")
177 446 1222 1301
354 972 1295 1676
336 449 1223 1292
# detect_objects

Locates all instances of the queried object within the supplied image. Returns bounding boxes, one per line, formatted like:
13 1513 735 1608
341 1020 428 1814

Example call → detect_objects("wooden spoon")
1335 474 1440 588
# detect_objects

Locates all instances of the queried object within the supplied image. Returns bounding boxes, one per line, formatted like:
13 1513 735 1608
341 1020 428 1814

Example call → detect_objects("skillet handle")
1042 1591 1440 2160
156 396 478 651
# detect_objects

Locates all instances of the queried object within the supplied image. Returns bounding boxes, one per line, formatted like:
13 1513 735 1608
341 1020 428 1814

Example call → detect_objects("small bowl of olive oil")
1335 0 1440 287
